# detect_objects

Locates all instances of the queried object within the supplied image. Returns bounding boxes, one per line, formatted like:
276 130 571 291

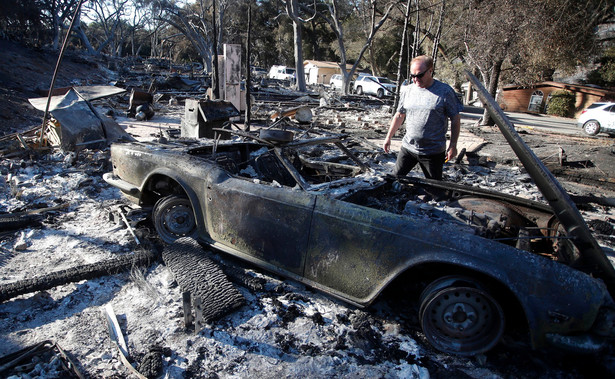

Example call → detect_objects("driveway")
461 106 581 136
460 106 615 196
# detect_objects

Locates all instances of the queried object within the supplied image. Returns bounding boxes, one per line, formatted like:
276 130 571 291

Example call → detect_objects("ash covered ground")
1 42 615 378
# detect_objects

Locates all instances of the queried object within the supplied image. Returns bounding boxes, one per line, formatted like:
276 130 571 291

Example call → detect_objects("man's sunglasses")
410 69 430 79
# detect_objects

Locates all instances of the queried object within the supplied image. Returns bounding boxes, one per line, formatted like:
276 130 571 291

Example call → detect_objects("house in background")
303 60 351 85
499 81 615 117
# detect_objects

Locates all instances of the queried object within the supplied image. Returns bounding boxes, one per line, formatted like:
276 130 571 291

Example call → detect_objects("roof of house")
303 60 347 69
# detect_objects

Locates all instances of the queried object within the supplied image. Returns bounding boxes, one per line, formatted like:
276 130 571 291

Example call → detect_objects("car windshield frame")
209 130 371 193
276 136 370 192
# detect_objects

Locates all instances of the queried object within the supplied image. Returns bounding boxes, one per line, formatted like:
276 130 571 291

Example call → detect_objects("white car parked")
353 75 396 98
577 102 615 136
329 74 355 91
268 65 296 81
329 74 343 90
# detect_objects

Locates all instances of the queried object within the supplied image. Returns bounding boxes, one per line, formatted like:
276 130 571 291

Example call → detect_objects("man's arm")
446 114 461 162
383 112 405 153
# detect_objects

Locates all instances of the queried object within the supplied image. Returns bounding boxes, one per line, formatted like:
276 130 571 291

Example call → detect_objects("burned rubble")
1 49 615 377
1 112 614 378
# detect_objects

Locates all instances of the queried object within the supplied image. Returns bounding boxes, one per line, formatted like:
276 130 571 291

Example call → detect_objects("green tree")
587 46 615 86
0 0 44 44
546 90 575 118
457 0 613 125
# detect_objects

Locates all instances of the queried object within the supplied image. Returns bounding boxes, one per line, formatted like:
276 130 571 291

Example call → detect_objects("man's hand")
383 112 405 154
383 138 391 153
446 114 461 162
446 146 457 162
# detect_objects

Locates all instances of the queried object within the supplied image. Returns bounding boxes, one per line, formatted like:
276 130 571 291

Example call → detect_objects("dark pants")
393 146 445 180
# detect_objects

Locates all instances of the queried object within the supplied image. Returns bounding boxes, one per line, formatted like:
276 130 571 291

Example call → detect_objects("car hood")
466 71 615 291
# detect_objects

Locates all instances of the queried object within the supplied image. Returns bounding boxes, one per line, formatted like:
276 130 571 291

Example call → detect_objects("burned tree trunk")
0 248 159 303
394 0 413 110
482 59 502 126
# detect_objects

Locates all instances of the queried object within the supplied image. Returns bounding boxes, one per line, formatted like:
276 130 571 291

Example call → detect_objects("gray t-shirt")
397 80 463 155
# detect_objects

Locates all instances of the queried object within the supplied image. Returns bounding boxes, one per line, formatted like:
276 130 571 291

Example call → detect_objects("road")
460 106 582 135
459 105 615 194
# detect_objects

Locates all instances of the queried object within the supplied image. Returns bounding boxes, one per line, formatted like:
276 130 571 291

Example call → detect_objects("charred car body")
104 76 615 356
104 130 615 356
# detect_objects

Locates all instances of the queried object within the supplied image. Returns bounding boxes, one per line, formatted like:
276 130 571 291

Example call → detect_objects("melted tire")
162 237 245 322
137 349 163 378
219 263 266 292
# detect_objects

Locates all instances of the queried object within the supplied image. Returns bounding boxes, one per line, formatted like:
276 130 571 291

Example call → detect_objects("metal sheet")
197 99 239 121
223 44 242 113
73 85 126 101
42 89 106 149
28 85 126 110
465 70 615 287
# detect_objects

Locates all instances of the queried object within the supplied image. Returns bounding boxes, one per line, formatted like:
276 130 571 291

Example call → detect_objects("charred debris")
1 54 615 376
2 55 615 272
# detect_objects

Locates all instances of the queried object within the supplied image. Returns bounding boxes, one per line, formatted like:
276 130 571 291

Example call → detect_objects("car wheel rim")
162 204 194 234
420 286 505 355
154 197 196 243
584 121 599 135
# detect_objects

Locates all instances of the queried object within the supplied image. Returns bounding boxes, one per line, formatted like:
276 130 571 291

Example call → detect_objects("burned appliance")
128 89 154 120
181 99 240 139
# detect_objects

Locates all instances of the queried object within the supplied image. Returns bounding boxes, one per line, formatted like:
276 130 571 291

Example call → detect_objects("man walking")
383 55 462 180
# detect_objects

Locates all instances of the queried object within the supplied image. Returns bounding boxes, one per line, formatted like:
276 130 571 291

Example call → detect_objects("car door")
604 105 615 131
303 196 439 303
205 174 316 276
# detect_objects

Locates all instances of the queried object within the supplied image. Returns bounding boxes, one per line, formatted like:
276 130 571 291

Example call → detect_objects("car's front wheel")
153 195 197 243
356 86 363 95
377 88 384 98
583 120 601 136
419 276 505 356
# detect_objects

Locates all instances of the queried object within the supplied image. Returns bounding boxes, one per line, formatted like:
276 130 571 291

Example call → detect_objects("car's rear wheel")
356 86 363 95
583 120 601 136
377 88 384 98
419 276 505 355
153 195 197 243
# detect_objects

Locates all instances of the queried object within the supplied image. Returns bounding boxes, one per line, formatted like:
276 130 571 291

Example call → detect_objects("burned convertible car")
104 125 615 356
103 76 615 355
